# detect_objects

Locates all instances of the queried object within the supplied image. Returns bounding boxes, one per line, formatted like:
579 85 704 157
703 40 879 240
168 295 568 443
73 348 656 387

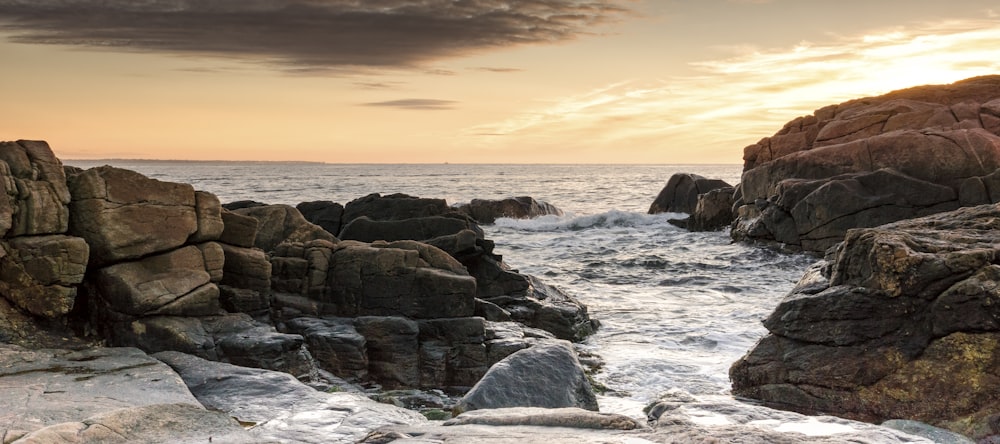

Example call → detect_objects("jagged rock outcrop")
455 196 564 224
733 75 1000 252
730 203 1000 441
648 173 732 215
342 193 449 226
340 215 482 243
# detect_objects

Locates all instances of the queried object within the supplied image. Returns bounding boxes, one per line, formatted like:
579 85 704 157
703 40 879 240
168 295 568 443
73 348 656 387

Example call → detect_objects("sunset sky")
2 1 1000 163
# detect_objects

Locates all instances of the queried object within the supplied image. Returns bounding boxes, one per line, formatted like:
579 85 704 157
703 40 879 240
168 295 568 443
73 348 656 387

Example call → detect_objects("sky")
1 1 1000 164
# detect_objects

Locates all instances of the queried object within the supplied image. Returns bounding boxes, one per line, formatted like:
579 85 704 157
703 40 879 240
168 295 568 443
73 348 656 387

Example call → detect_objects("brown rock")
648 173 731 215
0 235 88 318
68 166 198 265
233 204 337 252
0 140 71 237
219 209 259 248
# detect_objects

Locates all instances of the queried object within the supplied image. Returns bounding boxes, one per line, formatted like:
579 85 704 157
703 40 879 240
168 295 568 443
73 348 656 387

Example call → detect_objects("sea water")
64 161 821 424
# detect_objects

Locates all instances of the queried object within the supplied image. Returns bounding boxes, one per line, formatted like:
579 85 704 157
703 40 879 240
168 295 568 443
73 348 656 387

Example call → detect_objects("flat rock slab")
0 345 199 440
155 351 426 444
12 403 255 444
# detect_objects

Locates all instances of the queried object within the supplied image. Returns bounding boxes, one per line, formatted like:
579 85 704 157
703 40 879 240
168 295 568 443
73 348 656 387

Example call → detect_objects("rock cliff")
731 75 1000 252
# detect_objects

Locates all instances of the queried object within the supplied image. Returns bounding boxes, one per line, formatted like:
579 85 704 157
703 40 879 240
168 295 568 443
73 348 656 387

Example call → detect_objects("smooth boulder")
454 341 597 414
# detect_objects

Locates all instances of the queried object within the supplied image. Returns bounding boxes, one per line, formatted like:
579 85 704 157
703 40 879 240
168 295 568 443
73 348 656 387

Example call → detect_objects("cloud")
472 67 525 73
362 99 457 110
464 18 1000 162
0 0 629 72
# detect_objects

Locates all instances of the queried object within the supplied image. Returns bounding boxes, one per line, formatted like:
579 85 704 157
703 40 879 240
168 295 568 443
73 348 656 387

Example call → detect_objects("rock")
648 173 731 214
219 209 259 248
688 186 735 231
453 341 597 414
154 351 426 443
67 166 199 266
418 317 490 389
0 235 88 318
339 215 481 243
455 197 564 224
297 200 345 236
0 345 200 439
232 204 337 252
730 203 1000 441
353 316 421 388
189 191 224 243
342 193 449 225
218 243 271 314
284 316 369 382
483 275 598 342
733 76 1000 252
443 407 644 430
13 403 255 444
91 245 220 319
270 240 477 319
881 420 976 444
0 140 71 237
221 200 267 210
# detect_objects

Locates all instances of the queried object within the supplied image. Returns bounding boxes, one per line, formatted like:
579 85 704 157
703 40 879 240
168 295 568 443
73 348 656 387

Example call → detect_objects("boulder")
453 341 597 414
0 235 88 318
91 245 220 319
648 173 731 214
189 191 224 243
688 186 736 231
353 316 421 388
154 350 426 443
232 204 337 252
67 166 200 266
342 193 449 225
730 203 1000 441
482 275 599 343
455 196 564 224
13 403 254 444
0 345 201 440
296 200 345 236
733 76 1000 252
0 140 71 237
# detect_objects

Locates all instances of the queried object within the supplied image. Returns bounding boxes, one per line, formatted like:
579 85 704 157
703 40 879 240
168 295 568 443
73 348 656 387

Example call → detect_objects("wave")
493 210 687 232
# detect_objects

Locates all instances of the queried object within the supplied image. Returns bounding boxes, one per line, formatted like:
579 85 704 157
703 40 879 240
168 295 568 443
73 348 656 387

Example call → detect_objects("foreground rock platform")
731 203 1000 441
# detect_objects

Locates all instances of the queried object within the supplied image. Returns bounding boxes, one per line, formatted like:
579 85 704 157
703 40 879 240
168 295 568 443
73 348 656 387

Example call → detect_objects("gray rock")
444 407 643 430
12 403 255 444
454 341 597 414
688 186 735 231
882 420 976 444
190 190 225 243
219 243 271 314
0 345 200 439
154 351 426 443
353 316 421 388
284 316 369 382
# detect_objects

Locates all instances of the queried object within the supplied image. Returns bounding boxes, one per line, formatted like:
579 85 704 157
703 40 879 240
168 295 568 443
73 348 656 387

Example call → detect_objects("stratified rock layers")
731 204 1000 440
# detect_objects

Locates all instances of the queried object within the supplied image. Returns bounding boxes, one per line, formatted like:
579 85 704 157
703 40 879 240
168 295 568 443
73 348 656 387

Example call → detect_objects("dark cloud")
353 81 403 89
473 67 524 73
361 99 457 110
0 0 630 71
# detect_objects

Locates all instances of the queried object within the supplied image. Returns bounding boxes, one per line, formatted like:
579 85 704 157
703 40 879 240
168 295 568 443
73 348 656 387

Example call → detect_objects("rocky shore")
7 75 1000 443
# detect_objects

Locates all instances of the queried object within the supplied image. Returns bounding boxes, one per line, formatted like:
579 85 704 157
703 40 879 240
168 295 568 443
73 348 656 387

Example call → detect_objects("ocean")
64 161 817 424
